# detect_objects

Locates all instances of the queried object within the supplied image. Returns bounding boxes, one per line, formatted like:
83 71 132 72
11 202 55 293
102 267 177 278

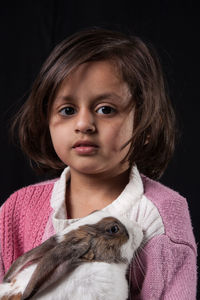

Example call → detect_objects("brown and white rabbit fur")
0 211 143 300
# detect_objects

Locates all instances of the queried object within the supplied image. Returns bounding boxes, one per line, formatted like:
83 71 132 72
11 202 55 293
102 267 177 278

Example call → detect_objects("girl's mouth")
72 141 99 155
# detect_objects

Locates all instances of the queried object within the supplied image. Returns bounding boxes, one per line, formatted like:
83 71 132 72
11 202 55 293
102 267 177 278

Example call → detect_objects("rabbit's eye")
106 225 119 234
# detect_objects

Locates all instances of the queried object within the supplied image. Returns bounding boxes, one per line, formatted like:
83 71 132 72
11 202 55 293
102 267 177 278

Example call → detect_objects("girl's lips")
73 145 98 155
73 141 98 148
72 141 99 155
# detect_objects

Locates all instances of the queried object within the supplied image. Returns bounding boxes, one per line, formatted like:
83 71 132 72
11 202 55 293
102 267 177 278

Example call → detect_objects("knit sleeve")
129 234 197 300
0 183 54 274
0 206 5 282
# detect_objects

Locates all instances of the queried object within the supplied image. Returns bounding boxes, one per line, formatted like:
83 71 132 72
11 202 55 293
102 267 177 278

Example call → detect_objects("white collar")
50 165 144 233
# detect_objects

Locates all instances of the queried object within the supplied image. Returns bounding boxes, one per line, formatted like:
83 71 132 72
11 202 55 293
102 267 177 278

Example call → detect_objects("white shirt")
50 165 164 245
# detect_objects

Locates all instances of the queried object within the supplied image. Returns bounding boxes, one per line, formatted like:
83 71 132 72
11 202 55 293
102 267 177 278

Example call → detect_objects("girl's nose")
75 109 96 134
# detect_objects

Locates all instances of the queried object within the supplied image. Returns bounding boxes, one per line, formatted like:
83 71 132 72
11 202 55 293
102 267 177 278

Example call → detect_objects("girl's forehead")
62 60 122 87
54 60 131 103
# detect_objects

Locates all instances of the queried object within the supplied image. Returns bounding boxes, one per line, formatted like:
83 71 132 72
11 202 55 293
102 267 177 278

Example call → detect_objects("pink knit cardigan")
0 176 197 299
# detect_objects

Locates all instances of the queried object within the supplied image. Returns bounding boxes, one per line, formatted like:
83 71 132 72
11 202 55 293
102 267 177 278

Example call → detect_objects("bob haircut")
12 28 176 179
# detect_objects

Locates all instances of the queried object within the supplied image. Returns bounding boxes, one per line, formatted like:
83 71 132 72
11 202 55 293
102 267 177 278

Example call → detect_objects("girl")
0 28 197 299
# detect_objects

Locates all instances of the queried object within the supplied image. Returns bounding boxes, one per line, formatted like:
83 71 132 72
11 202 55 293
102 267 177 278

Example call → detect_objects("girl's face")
49 60 134 178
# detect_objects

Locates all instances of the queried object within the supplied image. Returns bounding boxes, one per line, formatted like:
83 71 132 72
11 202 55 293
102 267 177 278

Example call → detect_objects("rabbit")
0 210 143 300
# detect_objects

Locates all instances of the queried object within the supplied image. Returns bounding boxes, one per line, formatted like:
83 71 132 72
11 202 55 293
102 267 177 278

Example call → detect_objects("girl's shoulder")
0 179 57 236
2 178 58 209
141 174 184 202
1 177 58 219
141 175 196 252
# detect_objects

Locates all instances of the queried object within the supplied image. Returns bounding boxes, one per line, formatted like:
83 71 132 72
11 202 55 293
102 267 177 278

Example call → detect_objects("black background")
0 0 199 295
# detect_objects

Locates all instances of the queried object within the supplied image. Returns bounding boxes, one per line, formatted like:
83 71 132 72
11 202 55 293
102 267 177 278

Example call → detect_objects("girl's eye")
96 106 116 115
59 107 76 116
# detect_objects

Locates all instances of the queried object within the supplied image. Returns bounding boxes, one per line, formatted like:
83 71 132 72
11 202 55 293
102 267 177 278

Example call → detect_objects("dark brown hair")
12 28 176 179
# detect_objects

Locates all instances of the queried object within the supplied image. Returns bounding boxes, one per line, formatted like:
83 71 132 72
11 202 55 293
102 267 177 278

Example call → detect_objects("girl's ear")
22 235 92 299
3 235 58 283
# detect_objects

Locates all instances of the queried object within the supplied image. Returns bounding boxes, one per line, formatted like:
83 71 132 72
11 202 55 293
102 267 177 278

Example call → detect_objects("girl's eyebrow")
55 95 74 103
55 93 125 104
91 93 123 103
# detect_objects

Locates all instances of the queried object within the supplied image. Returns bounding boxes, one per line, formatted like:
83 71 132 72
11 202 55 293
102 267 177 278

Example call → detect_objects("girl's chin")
67 161 107 175
71 166 105 175
64 156 129 177
69 162 128 178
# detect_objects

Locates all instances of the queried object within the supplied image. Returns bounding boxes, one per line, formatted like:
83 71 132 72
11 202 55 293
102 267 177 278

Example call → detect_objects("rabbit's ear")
22 236 92 299
4 235 58 283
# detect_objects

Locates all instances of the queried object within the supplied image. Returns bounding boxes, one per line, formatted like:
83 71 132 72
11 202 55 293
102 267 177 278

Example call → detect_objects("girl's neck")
65 168 130 219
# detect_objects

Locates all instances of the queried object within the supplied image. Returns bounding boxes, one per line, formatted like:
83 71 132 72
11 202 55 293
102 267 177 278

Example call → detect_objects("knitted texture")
0 175 197 299
130 176 197 299
130 235 197 300
0 182 54 273
142 175 196 251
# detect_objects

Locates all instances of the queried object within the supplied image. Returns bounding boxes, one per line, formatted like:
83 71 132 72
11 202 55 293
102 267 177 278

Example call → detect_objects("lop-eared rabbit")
0 211 143 299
